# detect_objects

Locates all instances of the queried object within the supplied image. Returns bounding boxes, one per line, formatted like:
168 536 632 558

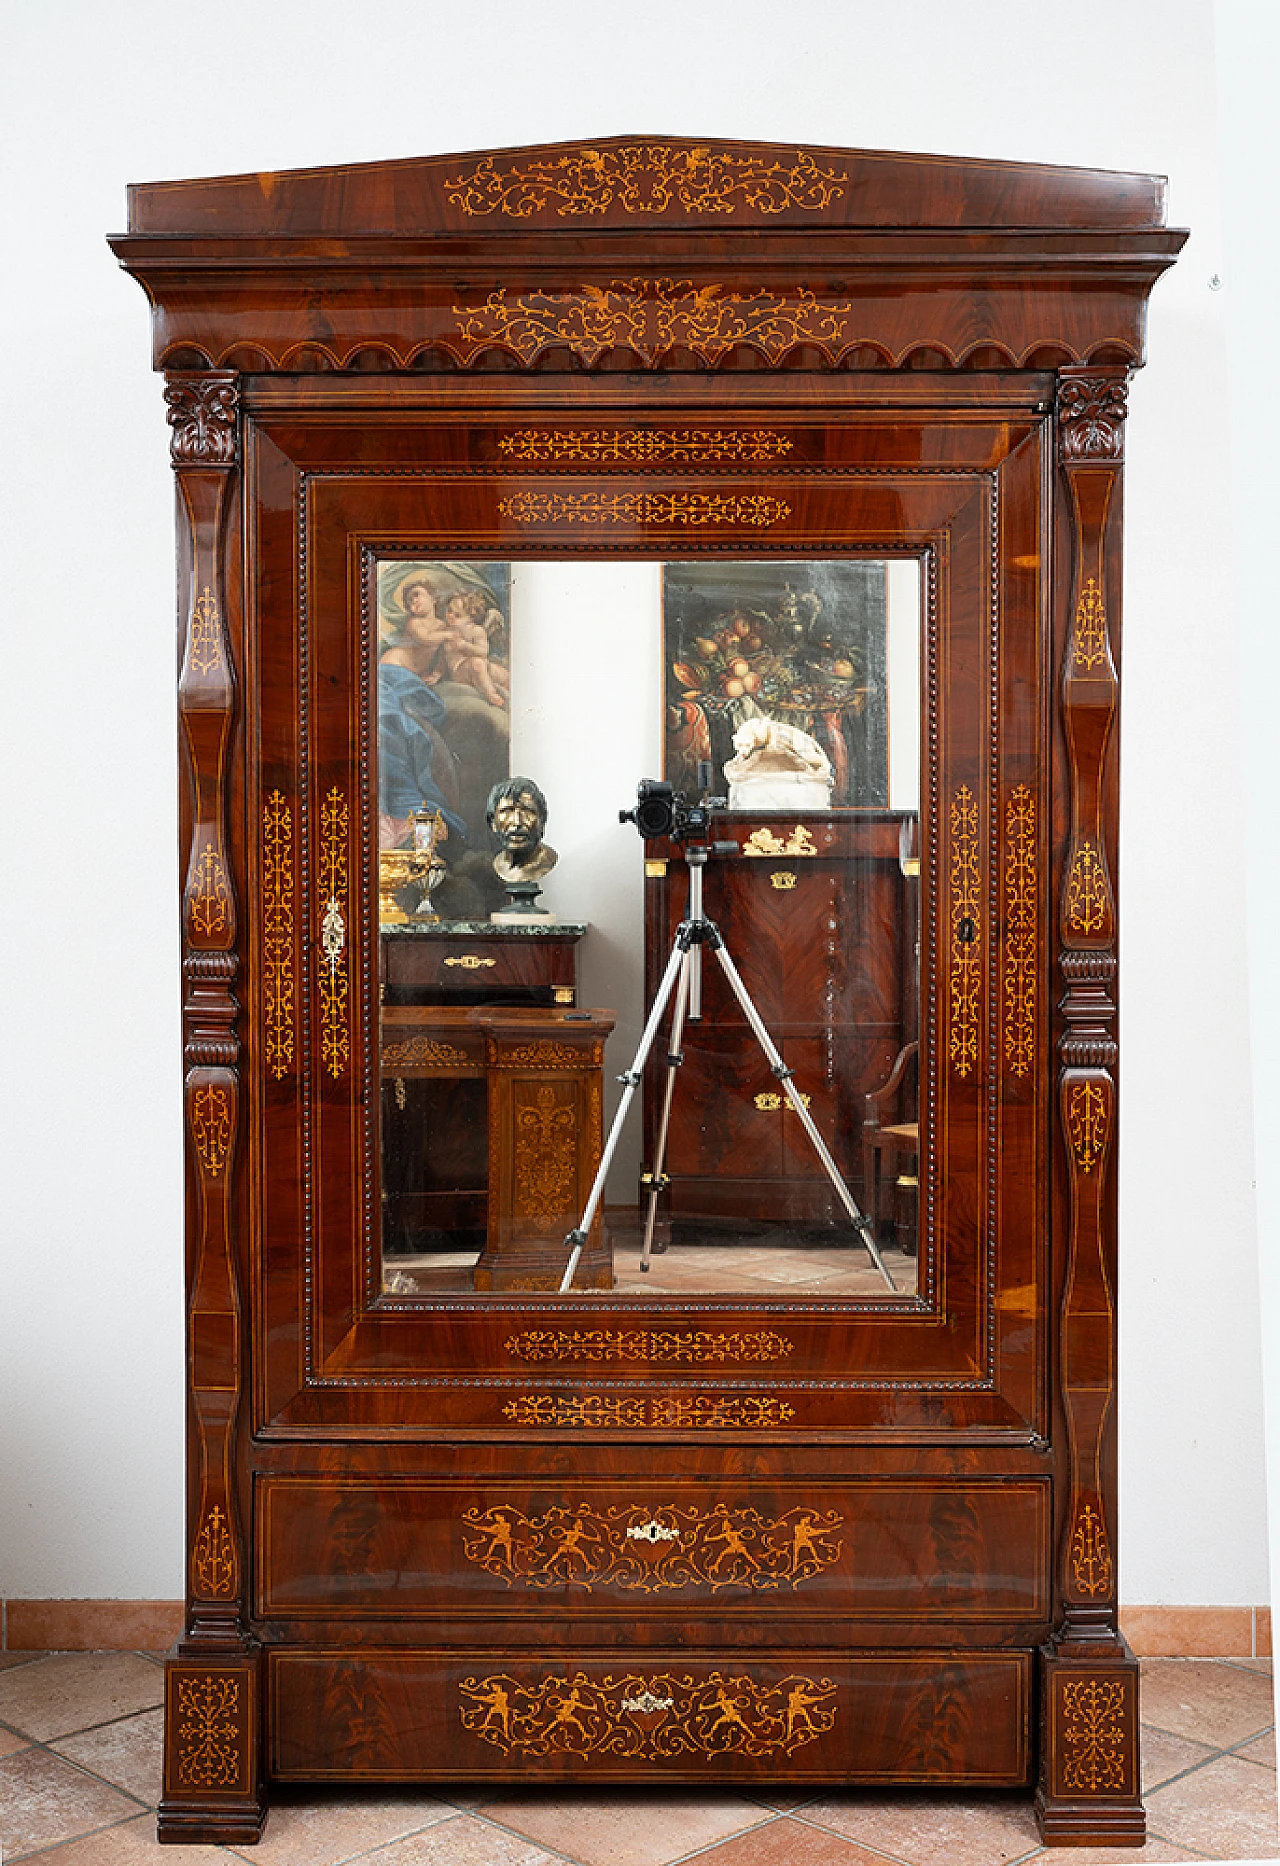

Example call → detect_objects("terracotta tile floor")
0 1654 1274 1863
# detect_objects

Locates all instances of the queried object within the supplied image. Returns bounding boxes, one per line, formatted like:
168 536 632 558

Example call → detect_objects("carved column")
1037 369 1142 1847
159 373 265 1845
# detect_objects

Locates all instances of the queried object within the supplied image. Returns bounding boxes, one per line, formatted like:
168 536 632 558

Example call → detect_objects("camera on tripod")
619 763 726 844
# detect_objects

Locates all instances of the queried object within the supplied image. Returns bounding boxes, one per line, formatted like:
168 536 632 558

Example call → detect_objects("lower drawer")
269 1647 1031 1785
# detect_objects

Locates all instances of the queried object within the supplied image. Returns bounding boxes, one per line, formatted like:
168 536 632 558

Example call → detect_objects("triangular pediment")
126 134 1168 236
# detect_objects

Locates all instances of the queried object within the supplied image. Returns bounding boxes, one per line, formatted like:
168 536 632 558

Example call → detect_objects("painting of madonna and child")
377 560 513 922
376 556 921 1304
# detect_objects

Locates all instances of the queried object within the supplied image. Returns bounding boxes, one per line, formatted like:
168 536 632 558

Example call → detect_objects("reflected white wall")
509 562 662 1191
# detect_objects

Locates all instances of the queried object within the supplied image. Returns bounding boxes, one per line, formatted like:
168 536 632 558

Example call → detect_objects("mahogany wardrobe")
109 136 1184 1846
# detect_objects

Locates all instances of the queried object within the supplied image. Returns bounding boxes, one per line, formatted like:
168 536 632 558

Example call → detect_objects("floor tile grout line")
652 1806 787 1866
6 1807 205 1863
458 1797 783 1866
445 1803 625 1866
786 1807 942 1865
0 1722 157 1817
221 1803 472 1866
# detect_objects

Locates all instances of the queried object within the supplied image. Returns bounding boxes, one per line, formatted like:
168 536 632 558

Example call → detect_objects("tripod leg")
709 941 897 1293
559 937 689 1294
640 950 694 1272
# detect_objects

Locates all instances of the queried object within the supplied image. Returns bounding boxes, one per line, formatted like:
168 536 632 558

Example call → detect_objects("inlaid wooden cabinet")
109 136 1183 1847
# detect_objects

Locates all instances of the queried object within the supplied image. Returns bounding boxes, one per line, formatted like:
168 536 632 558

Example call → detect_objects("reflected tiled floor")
384 1237 919 1300
0 1654 1273 1863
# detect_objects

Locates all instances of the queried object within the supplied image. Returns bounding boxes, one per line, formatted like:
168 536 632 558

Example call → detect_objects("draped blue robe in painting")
377 662 467 841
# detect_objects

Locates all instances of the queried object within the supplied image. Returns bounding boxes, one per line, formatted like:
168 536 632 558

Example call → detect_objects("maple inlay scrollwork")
380 1035 469 1071
173 1675 243 1790
949 785 981 1079
191 1083 232 1176
459 1667 837 1760
461 1501 844 1594
1069 1502 1114 1598
1073 577 1109 671
502 1393 796 1429
191 1503 237 1597
1060 1678 1128 1793
498 490 789 529
498 428 793 465
504 1328 794 1365
317 786 350 1080
1067 1081 1109 1173
190 844 232 942
452 276 863 369
504 1395 645 1429
514 1084 578 1219
491 1040 591 1070
1065 843 1111 939
262 791 295 1081
189 587 224 677
445 144 848 220
1004 785 1037 1078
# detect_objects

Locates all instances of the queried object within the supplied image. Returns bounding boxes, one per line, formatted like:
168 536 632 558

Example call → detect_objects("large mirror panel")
377 558 922 1301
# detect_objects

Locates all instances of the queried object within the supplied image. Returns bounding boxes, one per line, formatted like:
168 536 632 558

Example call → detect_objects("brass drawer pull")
754 1091 811 1111
626 1520 681 1544
444 954 497 970
770 871 797 890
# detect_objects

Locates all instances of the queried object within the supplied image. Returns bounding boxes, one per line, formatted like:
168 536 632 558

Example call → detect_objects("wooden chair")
862 1041 918 1253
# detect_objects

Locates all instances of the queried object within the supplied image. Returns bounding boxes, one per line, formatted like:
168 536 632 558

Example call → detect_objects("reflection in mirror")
377 559 921 1302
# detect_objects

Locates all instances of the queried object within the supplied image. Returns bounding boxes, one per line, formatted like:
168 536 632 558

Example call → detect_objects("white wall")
0 0 1267 1607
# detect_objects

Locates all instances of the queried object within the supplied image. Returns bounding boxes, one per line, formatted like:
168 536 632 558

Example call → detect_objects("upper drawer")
255 1475 1050 1626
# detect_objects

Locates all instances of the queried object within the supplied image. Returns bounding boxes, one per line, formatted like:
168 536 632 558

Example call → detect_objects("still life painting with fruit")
662 560 889 808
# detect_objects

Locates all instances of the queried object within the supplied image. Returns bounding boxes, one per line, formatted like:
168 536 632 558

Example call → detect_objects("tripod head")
618 762 736 855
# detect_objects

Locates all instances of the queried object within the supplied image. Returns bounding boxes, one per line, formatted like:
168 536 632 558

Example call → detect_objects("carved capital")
165 373 240 467
1056 371 1128 464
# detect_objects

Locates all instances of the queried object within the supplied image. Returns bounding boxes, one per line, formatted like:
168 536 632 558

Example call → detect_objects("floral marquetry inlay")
1067 1082 1109 1174
1065 842 1112 939
503 1394 796 1429
504 1328 794 1365
452 276 864 369
1060 1678 1128 1794
191 1503 236 1597
445 145 849 220
1069 1502 1114 1598
191 1084 232 1176
173 1674 244 1791
498 490 789 529
498 428 793 465
949 785 981 1079
1073 577 1109 671
381 1036 469 1071
317 787 350 1080
459 1667 837 1761
189 844 232 942
514 1084 578 1220
189 587 224 677
461 1502 843 1594
262 792 295 1081
1003 785 1037 1078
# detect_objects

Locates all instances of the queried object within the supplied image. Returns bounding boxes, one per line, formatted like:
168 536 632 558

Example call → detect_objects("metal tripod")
559 846 896 1294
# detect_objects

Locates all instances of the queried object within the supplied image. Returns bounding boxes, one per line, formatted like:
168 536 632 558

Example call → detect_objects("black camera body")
620 775 725 844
